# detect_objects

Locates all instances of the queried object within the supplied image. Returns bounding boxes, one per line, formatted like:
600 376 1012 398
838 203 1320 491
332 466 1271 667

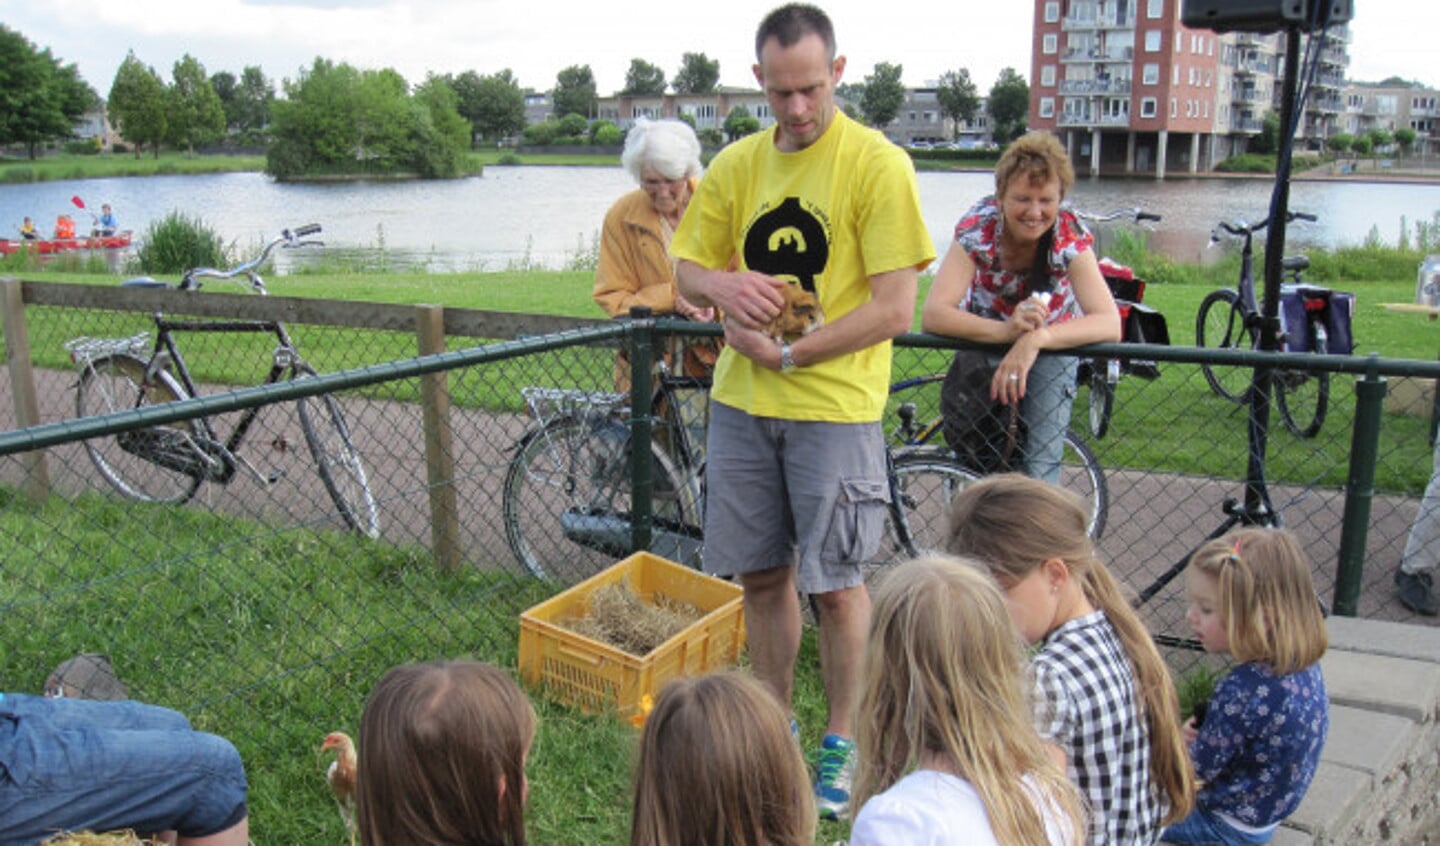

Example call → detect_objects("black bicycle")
65 225 380 537
1196 212 1333 438
501 350 978 585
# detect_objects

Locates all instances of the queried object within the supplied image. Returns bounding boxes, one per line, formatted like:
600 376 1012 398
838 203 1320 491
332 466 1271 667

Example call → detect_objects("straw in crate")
518 552 745 724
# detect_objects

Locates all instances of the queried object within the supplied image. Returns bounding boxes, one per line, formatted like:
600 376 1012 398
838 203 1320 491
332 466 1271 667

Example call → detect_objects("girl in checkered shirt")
1161 528 1329 845
945 474 1196 845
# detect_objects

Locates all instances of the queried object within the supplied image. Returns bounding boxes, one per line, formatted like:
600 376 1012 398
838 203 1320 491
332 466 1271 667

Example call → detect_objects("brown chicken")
321 731 358 846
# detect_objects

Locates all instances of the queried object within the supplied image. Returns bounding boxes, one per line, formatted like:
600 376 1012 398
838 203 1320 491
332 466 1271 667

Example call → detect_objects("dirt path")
3 366 1434 641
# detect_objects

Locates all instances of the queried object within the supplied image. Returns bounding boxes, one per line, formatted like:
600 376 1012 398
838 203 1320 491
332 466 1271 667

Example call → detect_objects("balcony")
1059 78 1133 95
1057 112 1131 128
1061 46 1135 64
1231 118 1264 132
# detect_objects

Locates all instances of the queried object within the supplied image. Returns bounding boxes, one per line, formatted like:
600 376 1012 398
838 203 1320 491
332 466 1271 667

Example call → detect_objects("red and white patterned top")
953 196 1094 326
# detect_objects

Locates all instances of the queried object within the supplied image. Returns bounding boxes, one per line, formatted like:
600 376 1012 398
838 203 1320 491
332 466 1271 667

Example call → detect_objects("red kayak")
0 230 133 256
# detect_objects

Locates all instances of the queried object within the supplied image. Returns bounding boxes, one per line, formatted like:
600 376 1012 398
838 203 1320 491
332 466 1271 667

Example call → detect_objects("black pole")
1239 25 1303 523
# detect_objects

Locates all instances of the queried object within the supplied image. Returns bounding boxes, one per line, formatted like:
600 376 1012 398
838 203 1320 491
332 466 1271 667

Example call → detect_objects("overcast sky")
2 0 1433 97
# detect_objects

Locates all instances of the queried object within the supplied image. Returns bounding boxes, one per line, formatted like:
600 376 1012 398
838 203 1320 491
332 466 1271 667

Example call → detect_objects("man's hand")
723 319 784 370
677 260 787 329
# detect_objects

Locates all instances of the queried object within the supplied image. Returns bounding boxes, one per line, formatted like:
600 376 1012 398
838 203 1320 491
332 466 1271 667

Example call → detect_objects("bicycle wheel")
75 353 203 505
1197 289 1250 403
1275 322 1330 439
870 450 980 583
295 366 380 538
1060 431 1108 540
503 417 700 583
1087 357 1116 439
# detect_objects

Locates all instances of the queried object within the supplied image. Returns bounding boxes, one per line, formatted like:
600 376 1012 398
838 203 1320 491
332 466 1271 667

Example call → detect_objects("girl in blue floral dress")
1164 528 1329 845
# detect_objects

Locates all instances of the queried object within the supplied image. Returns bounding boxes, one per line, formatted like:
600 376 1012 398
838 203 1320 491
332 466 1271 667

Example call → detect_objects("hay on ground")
42 831 159 846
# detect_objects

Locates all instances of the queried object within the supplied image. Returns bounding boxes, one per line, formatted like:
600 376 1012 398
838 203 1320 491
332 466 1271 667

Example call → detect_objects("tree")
1350 135 1372 157
986 67 1030 145
210 70 238 130
672 52 720 95
166 54 226 154
859 62 905 128
723 104 761 141
589 118 622 145
233 66 274 135
0 26 96 159
552 64 596 118
1367 128 1393 154
1325 133 1353 155
935 68 979 140
108 51 168 158
1250 111 1280 155
407 74 471 177
622 59 667 96
1395 127 1417 157
449 69 526 145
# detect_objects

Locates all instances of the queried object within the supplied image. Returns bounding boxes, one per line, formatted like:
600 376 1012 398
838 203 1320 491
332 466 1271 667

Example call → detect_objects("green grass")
0 152 267 183
0 489 844 845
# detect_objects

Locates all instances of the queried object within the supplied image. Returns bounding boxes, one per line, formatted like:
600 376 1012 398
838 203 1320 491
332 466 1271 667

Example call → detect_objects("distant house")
73 106 120 152
595 86 774 133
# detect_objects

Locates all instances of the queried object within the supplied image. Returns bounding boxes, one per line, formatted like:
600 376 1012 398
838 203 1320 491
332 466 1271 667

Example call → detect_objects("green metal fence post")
1335 355 1387 617
627 306 655 554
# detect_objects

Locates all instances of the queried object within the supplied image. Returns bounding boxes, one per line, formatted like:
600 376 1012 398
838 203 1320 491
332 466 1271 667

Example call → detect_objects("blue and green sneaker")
812 733 855 821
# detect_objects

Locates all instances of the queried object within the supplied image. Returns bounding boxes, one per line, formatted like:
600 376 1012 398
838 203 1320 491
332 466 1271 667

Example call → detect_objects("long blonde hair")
854 555 1086 844
631 672 815 846
943 474 1196 825
1189 527 1328 674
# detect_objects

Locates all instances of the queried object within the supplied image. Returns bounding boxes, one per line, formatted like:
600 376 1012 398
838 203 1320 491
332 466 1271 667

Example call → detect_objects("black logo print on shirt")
742 197 829 294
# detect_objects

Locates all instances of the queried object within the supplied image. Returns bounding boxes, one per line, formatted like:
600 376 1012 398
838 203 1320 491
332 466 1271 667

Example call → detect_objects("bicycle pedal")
271 435 292 453
265 470 286 484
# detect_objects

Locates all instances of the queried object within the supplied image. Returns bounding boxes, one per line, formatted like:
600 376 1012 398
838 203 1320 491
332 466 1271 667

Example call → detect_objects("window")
1043 33 1058 54
1143 63 1159 85
1170 98 1177 117
1045 1 1060 22
1173 66 1180 85
1147 0 1163 18
1040 97 1056 118
1145 30 1162 52
1041 65 1057 86
1141 97 1158 117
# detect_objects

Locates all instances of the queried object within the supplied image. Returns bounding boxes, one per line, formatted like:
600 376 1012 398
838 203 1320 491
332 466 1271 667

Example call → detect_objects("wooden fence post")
1 278 51 502
417 304 461 573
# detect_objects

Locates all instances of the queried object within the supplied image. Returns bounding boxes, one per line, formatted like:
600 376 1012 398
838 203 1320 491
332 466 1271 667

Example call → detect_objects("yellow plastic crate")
518 552 745 723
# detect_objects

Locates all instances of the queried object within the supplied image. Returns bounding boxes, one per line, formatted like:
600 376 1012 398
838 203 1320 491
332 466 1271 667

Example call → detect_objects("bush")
134 211 228 275
496 152 522 166
63 138 102 156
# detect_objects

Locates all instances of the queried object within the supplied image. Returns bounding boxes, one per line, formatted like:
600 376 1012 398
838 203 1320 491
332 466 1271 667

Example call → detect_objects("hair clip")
1226 537 1243 565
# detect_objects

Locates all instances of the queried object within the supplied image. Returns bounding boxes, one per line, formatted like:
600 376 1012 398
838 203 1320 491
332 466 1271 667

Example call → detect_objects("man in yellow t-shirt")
672 2 934 822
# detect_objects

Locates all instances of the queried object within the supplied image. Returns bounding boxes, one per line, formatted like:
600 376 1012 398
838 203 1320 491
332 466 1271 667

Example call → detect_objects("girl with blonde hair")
945 474 1195 844
356 660 535 846
1162 528 1328 845
630 671 815 846
850 555 1085 845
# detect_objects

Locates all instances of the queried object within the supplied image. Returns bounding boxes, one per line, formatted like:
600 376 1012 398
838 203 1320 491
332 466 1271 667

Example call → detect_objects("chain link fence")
2 279 1438 839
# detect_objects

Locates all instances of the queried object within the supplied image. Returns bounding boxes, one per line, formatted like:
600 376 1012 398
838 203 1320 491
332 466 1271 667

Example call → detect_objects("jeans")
1162 807 1275 845
1020 354 1078 484
0 693 248 845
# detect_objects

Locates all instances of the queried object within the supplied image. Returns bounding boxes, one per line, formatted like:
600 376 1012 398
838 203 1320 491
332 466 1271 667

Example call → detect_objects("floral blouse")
1191 661 1328 827
953 196 1094 325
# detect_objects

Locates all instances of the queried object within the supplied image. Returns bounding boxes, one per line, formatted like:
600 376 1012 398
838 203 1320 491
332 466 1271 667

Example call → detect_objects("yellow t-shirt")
671 111 935 422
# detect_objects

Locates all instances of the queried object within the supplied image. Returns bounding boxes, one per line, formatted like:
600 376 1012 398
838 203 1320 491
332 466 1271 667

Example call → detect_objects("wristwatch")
779 342 796 373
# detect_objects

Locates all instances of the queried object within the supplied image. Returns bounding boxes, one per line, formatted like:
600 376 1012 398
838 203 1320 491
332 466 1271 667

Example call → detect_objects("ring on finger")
1007 374 1020 382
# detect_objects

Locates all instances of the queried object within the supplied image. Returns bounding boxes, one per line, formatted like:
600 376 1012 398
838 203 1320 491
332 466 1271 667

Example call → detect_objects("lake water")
3 167 1439 274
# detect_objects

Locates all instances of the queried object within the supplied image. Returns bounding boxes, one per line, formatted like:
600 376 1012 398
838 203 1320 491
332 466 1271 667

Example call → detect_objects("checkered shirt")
1032 610 1168 845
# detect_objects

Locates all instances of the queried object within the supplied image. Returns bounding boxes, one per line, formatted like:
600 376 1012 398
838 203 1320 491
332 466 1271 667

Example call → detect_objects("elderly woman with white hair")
594 118 717 386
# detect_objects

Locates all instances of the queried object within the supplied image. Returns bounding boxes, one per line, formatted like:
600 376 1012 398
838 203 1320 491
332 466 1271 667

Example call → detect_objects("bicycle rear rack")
64 333 150 367
520 386 628 426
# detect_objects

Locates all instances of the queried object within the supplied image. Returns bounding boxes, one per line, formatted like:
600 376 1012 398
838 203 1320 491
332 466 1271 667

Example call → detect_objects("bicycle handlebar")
179 224 323 292
1212 211 1317 240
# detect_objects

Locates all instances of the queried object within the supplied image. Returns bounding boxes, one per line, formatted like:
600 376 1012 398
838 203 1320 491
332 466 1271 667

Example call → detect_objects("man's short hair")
755 3 836 61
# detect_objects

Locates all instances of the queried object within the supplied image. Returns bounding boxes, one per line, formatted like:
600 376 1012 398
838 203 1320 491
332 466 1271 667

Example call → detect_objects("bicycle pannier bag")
1279 285 1355 354
941 348 1025 475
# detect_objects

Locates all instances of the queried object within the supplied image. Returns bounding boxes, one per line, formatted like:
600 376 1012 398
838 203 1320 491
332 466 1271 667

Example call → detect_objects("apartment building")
1028 0 1353 177
1342 82 1439 157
